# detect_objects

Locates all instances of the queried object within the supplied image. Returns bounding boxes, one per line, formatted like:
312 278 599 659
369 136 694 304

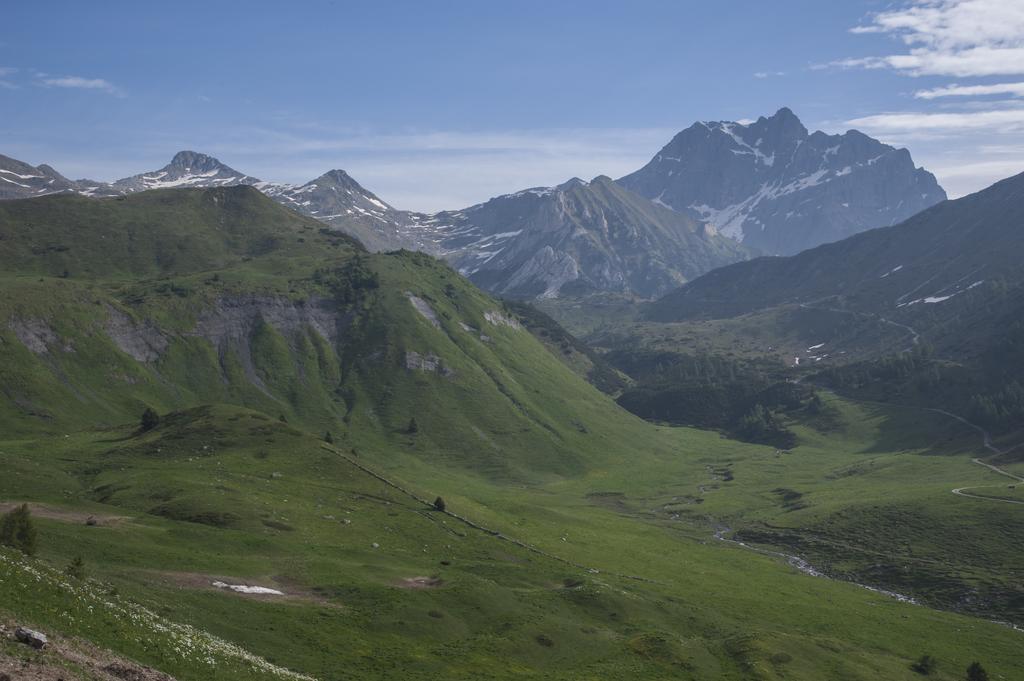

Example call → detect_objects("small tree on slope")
0 504 37 556
140 407 160 432
966 662 989 681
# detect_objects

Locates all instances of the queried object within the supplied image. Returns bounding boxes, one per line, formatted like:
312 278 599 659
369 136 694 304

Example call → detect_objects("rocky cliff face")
617 107 946 255
413 176 752 299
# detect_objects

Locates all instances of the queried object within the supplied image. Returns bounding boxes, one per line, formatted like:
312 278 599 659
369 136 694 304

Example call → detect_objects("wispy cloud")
39 75 125 97
844 0 1024 77
754 71 786 78
825 1 1024 197
915 81 1024 99
847 108 1024 133
0 66 17 89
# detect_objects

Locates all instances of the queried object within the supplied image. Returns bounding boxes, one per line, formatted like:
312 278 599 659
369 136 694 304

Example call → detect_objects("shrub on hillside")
911 654 937 675
65 555 86 580
0 504 37 556
966 662 989 681
140 407 160 432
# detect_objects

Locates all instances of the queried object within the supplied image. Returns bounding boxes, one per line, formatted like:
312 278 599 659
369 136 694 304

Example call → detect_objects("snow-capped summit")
0 153 118 200
617 108 946 255
259 169 429 252
113 151 262 192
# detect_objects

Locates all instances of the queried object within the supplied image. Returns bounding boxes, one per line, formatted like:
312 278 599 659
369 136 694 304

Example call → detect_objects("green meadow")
1 188 1021 679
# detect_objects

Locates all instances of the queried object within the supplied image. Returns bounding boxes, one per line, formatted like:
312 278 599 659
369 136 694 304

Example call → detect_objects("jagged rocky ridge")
618 107 946 255
112 152 423 252
407 176 751 299
1 110 947 296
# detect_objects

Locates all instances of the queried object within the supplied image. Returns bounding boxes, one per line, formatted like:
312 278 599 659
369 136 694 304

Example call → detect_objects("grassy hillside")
0 187 361 279
592 172 1024 437
4 400 1022 680
646 171 1024 324
1 188 1022 679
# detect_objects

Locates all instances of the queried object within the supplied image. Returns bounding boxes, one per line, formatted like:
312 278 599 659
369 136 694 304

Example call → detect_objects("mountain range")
646 169 1024 327
618 107 946 255
409 175 751 299
624 169 1024 440
2 165 1023 680
0 108 944 299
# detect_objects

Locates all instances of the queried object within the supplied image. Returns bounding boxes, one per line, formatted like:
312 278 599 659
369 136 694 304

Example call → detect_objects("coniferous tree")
911 654 936 675
140 407 160 432
65 555 86 580
0 504 37 556
966 662 989 681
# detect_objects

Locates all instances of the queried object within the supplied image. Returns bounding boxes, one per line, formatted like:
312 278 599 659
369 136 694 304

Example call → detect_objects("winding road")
922 407 1024 505
789 305 1021 506
797 301 921 351
952 458 1024 506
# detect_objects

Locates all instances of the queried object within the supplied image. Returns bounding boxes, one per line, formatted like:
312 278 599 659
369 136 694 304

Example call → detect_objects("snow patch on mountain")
618 108 946 254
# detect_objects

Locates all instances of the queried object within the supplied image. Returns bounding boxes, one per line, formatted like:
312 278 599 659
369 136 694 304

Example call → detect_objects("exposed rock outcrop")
104 305 168 362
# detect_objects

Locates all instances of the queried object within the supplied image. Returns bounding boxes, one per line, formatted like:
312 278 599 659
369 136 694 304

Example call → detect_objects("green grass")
1 188 1022 679
3 397 1023 680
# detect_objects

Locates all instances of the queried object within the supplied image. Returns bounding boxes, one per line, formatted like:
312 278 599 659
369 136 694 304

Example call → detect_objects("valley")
0 183 1022 679
7 4 1024 679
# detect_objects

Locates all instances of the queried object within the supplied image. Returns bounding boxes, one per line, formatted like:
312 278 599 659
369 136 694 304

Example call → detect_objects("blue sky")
3 0 1023 210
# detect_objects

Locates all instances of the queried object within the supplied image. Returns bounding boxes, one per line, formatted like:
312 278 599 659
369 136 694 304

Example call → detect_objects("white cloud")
847 0 1024 77
847 108 1024 133
40 75 125 97
825 2 1024 197
915 81 1024 98
754 71 786 78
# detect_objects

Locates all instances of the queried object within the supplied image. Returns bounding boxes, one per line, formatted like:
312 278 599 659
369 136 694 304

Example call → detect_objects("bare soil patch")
142 571 338 606
0 502 129 527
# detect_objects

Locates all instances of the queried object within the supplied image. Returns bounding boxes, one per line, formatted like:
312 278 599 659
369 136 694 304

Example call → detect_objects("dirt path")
785 306 1019 501
919 408 1024 506
952 458 1024 506
798 301 921 351
0 502 129 527
815 394 1023 507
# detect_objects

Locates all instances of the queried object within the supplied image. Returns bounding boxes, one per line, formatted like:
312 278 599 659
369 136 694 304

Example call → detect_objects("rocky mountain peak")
312 169 362 190
556 177 588 191
617 108 946 255
167 150 237 174
113 151 261 193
